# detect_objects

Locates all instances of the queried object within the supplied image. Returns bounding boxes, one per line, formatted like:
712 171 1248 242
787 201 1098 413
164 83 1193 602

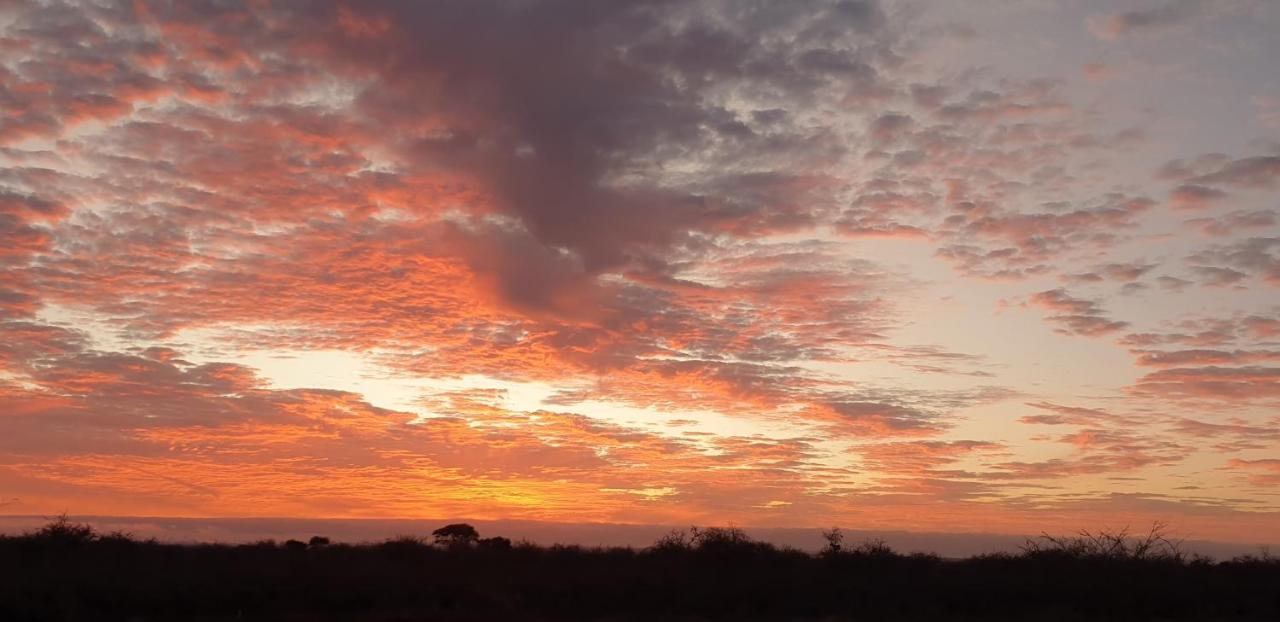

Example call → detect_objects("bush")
0 518 1275 621
1021 522 1185 562
33 514 96 545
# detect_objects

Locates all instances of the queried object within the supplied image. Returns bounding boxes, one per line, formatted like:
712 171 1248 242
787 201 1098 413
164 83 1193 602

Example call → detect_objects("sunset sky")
1 0 1279 545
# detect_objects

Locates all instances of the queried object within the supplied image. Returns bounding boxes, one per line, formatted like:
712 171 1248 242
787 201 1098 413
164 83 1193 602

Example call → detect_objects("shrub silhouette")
1021 521 1186 562
477 535 512 550
851 537 901 559
33 514 96 545
1 517 1277 621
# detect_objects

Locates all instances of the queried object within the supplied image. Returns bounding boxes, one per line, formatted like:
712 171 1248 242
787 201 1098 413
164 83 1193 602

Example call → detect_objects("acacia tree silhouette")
432 523 480 548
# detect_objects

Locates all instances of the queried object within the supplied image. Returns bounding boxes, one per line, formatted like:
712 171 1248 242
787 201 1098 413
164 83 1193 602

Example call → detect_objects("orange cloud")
0 0 1277 546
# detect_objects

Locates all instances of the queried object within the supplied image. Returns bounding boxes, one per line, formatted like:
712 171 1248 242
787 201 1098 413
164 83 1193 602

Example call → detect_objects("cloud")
867 113 914 145
1080 62 1113 82
1155 275 1194 292
1188 238 1280 286
1185 210 1277 237
1169 184 1228 210
1188 156 1280 188
1088 2 1201 40
1132 349 1280 368
1018 401 1144 427
1243 314 1280 339
937 195 1155 280
1159 153 1280 196
0 0 1277 536
1131 366 1280 401
990 428 1190 479
1029 289 1129 336
1189 265 1250 287
1172 418 1280 452
1226 459 1280 486
0 336 856 521
1119 316 1253 348
1063 261 1158 284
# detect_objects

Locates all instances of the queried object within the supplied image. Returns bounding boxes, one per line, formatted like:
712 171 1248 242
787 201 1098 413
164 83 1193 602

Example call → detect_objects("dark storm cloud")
255 0 895 277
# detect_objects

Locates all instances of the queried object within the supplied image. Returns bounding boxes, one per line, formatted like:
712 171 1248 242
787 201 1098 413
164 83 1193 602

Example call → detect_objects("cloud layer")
1 0 1278 544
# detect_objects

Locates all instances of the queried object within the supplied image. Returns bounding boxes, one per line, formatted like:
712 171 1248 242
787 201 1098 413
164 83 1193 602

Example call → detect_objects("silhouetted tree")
308 535 331 547
821 527 844 555
691 526 752 550
650 527 694 552
685 526 776 558
432 523 480 548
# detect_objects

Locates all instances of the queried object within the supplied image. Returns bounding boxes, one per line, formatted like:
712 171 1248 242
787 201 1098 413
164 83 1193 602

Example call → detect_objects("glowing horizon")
1 0 1278 546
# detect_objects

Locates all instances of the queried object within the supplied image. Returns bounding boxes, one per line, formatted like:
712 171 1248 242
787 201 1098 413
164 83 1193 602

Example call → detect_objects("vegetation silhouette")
431 523 479 548
2 515 1277 621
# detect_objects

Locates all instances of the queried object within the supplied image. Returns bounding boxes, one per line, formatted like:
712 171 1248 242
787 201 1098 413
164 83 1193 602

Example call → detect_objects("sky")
0 0 1278 546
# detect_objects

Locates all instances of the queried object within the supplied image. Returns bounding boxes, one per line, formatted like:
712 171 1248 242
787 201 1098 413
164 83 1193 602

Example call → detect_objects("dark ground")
3 518 1278 621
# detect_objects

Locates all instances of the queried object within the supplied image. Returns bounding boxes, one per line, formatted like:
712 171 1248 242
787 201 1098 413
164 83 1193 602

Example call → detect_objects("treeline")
2 516 1278 621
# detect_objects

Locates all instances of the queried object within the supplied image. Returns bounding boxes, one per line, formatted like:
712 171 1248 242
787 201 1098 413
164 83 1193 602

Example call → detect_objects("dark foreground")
3 518 1278 621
